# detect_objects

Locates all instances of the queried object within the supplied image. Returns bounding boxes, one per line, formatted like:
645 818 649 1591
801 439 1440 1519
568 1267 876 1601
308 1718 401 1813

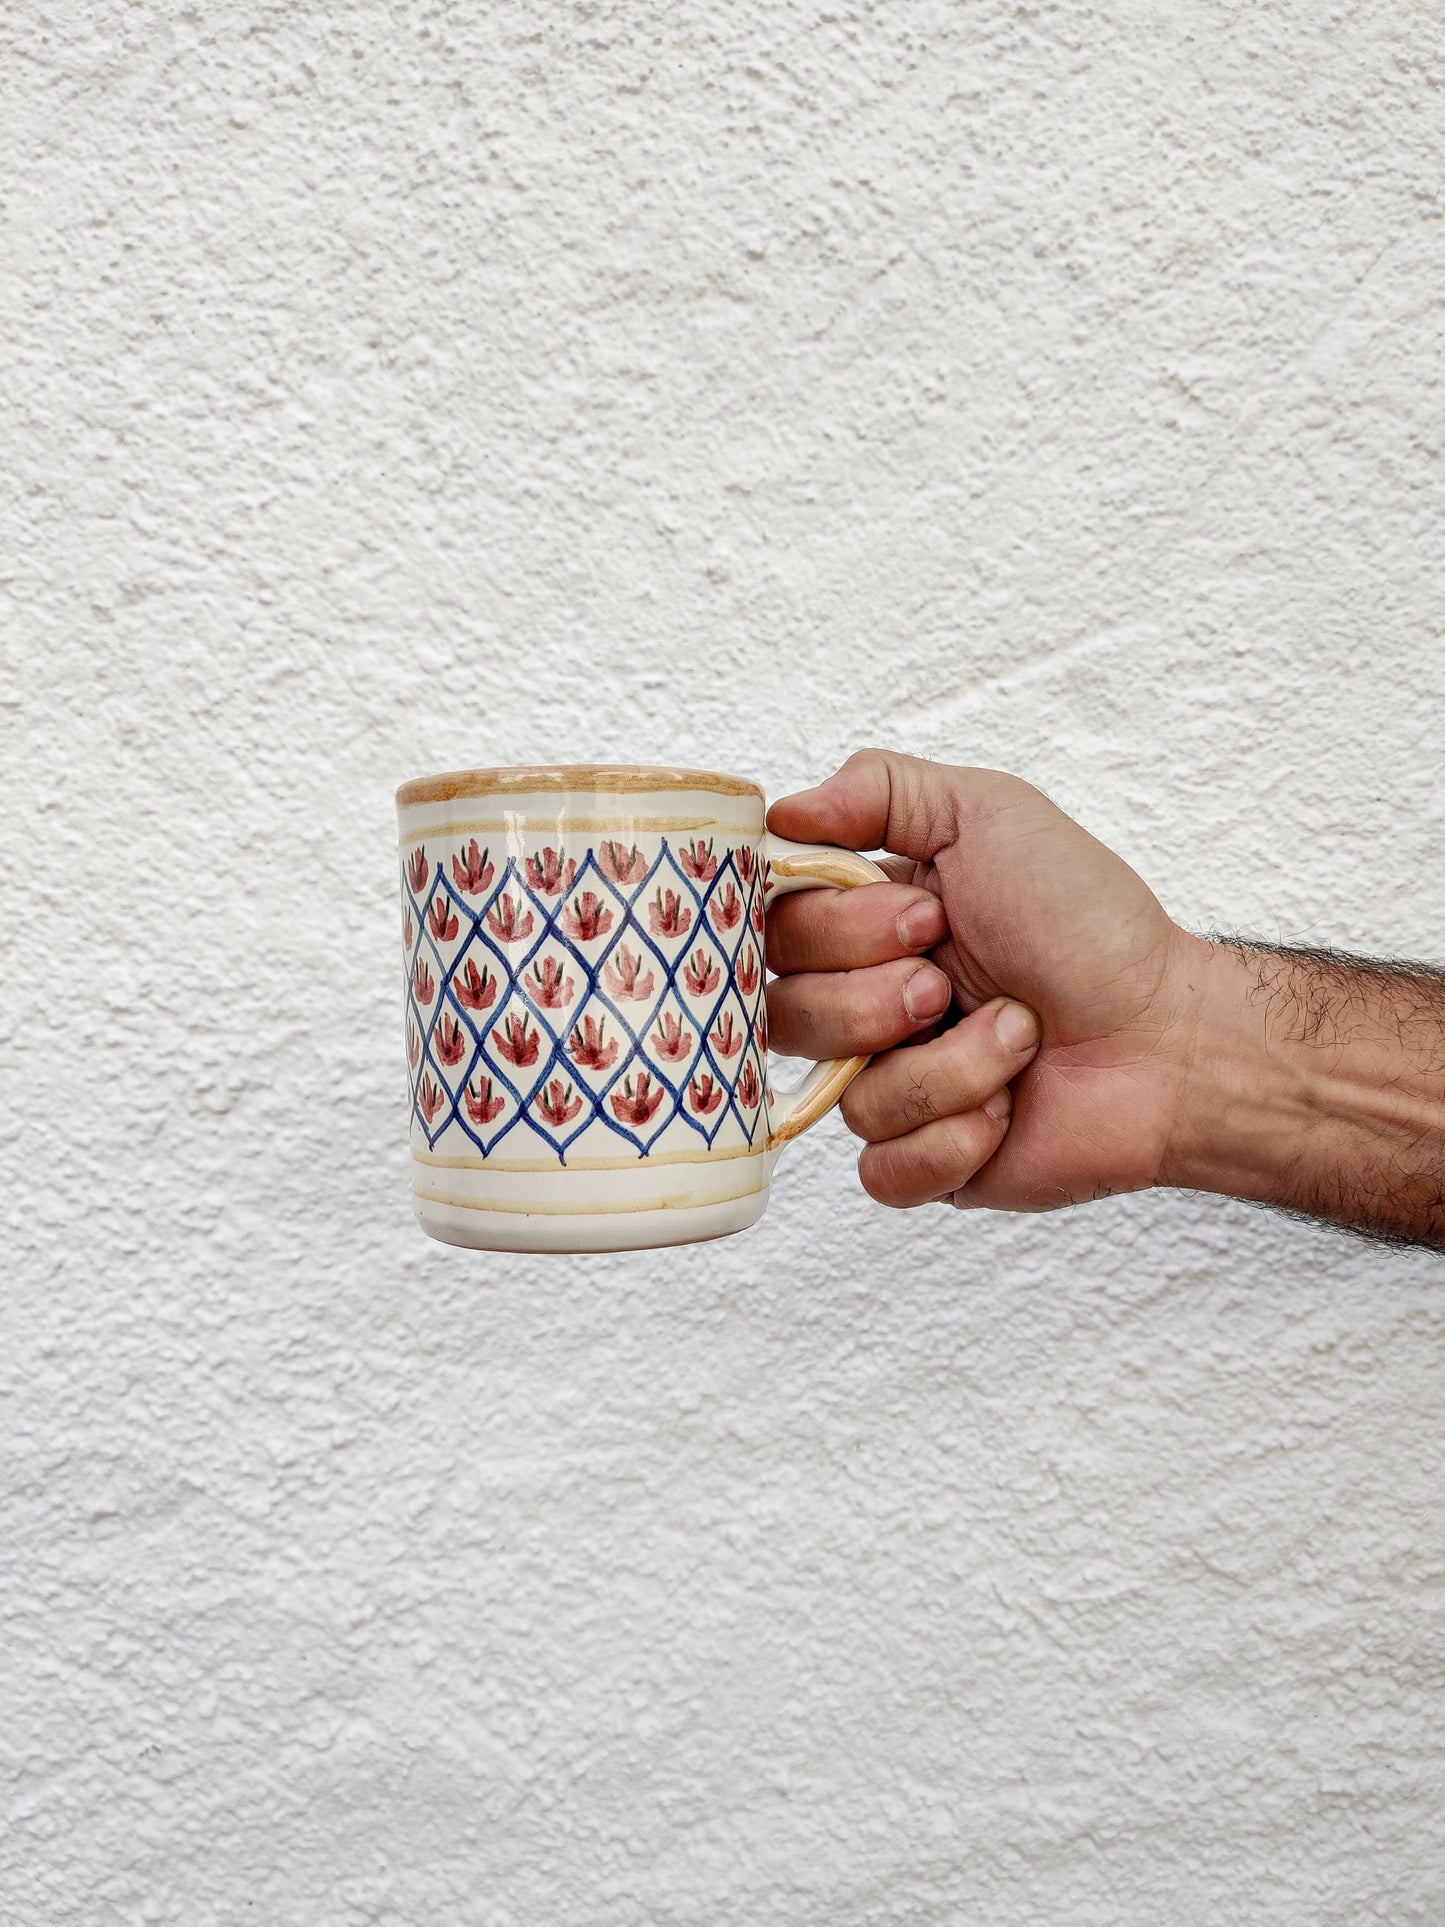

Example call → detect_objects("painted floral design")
527 957 576 1009
465 1075 506 1125
486 894 535 945
683 948 720 997
651 1013 692 1062
610 1073 666 1127
598 840 648 886
406 833 785 1154
710 1011 742 1057
427 895 459 942
602 945 655 1002
679 838 717 882
525 847 576 896
710 882 742 931
435 1013 467 1066
456 960 497 1012
451 840 495 896
688 1072 724 1115
561 891 614 942
493 1014 540 1067
568 1015 618 1071
648 889 692 939
535 1078 584 1129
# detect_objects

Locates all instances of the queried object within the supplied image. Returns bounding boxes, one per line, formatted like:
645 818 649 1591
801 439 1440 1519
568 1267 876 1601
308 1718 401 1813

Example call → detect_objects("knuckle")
943 1109 995 1172
901 1063 942 1126
763 982 811 1048
841 970 886 1037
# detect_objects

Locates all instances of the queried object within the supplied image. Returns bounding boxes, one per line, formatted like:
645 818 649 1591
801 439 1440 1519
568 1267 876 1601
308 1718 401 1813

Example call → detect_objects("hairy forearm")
1161 936 1445 1250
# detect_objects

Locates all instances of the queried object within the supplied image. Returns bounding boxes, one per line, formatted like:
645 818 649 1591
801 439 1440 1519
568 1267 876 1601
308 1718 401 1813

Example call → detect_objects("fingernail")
984 1087 1011 1121
897 898 945 951
903 967 951 1022
994 1001 1040 1053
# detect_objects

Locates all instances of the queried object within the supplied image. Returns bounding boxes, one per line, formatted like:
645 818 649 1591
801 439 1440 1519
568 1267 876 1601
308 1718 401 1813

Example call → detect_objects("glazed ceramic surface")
396 766 885 1252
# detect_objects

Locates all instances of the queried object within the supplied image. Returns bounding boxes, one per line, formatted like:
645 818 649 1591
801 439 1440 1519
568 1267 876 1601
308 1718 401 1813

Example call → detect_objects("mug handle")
762 832 892 1155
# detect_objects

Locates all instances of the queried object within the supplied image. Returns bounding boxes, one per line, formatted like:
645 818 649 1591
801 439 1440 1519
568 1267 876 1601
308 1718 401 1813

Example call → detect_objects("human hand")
766 749 1203 1212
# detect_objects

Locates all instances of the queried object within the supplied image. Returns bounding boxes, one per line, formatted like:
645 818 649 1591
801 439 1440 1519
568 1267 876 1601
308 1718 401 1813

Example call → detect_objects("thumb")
767 748 992 863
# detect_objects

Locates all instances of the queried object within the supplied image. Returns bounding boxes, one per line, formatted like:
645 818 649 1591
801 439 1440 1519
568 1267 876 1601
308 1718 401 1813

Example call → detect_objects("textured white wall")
4 3 1444 1921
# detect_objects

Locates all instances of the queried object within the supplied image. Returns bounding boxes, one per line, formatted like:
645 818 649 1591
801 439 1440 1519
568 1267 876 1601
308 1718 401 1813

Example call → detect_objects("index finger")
766 879 947 975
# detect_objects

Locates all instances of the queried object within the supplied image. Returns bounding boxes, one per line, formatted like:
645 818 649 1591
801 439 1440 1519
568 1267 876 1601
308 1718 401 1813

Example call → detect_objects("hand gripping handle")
762 833 891 1156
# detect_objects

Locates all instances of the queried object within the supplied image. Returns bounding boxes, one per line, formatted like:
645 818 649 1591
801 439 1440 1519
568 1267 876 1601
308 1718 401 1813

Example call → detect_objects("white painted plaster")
4 4 1444 1921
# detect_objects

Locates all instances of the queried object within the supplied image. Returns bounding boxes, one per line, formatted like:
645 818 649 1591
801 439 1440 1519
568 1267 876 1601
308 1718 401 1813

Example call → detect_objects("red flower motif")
735 945 760 996
753 1009 768 1053
411 957 436 1005
561 892 614 942
602 945 656 1002
648 889 692 939
750 892 765 934
486 894 535 945
406 847 431 893
493 1015 540 1066
427 896 459 942
535 1077 583 1129
528 957 576 1009
688 1072 724 1115
435 1013 467 1066
710 882 742 931
737 1059 761 1109
465 1075 506 1125
710 1011 742 1057
450 840 495 896
735 846 756 887
402 908 414 951
651 1013 692 1062
568 1015 618 1070
524 847 576 896
418 1072 446 1123
683 948 720 997
456 960 497 1011
406 1019 421 1069
610 1073 666 1128
598 839 648 886
679 838 717 882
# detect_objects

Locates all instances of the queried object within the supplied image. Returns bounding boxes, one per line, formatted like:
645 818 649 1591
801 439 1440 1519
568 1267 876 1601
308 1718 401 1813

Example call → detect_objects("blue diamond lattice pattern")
401 835 768 1163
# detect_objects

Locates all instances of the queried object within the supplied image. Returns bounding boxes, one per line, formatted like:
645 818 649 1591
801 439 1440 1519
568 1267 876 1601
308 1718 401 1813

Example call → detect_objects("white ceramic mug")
396 765 887 1252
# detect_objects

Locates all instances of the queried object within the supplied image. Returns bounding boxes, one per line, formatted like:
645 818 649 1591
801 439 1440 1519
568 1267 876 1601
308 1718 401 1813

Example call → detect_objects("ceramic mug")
396 764 888 1252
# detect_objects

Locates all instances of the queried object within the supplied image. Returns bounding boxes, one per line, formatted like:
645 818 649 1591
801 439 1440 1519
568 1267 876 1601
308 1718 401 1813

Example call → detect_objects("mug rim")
396 763 764 808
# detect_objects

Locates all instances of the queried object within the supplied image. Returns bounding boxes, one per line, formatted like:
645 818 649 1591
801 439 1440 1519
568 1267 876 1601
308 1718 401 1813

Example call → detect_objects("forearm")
1161 936 1445 1250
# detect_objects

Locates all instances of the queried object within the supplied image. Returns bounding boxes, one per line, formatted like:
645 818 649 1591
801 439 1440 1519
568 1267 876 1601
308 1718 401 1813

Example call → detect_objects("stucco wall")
4 4 1444 1922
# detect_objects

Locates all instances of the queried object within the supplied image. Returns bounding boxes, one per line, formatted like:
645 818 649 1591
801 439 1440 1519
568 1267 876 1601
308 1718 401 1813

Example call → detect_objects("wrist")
1158 935 1445 1241
1157 936 1312 1202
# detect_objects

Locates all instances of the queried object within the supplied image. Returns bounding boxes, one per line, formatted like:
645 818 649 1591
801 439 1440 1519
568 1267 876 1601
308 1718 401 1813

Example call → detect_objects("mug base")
412 1187 769 1255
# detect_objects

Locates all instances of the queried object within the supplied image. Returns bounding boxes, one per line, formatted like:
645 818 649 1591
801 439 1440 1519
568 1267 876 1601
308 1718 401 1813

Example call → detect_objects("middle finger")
766 957 953 1060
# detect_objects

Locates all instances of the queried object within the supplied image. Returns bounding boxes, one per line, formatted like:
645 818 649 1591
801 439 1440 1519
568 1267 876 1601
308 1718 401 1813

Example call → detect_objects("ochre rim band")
397 764 765 808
